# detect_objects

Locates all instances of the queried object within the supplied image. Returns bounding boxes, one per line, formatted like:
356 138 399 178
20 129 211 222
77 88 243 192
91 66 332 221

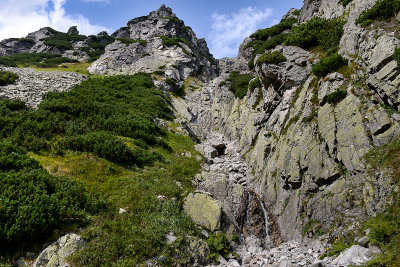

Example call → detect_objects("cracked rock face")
88 5 219 82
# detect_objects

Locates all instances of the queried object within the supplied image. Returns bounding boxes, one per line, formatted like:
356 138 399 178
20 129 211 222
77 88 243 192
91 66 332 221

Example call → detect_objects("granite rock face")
173 0 400 249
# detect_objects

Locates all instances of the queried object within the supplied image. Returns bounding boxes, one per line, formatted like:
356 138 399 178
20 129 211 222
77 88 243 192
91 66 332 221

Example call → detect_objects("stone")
331 245 372 266
184 193 222 231
358 236 369 247
33 234 85 267
157 195 168 202
397 11 400 21
0 67 85 108
67 26 79 35
119 208 127 214
186 236 210 266
165 233 177 244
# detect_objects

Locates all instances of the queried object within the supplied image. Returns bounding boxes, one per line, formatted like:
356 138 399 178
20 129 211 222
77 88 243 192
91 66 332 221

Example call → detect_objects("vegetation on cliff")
356 0 400 27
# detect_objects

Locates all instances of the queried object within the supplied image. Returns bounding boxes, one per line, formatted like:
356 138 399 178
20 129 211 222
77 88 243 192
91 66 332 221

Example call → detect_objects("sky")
0 0 303 58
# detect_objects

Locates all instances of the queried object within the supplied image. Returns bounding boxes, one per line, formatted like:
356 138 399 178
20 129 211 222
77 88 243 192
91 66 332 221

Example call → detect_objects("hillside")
0 1 400 267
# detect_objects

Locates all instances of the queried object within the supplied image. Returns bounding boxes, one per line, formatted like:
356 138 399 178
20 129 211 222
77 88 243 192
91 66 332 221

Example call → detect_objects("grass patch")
226 71 254 99
32 62 93 76
0 53 78 68
312 54 348 77
0 71 19 86
256 51 286 66
356 0 400 27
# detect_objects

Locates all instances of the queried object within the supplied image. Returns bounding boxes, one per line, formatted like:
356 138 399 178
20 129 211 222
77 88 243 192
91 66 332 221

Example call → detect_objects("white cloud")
208 7 273 59
0 0 109 40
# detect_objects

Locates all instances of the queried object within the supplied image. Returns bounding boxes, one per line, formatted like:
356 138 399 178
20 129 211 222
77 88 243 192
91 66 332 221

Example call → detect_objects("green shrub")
116 38 147 46
339 0 353 6
0 142 93 246
0 74 172 166
81 35 115 62
207 233 232 264
326 89 348 105
0 71 19 86
43 27 86 50
246 18 297 69
158 36 192 55
356 0 400 27
394 48 400 65
248 78 262 92
0 53 77 68
285 17 345 52
226 71 254 99
312 54 348 77
219 81 227 87
250 17 297 41
256 51 286 66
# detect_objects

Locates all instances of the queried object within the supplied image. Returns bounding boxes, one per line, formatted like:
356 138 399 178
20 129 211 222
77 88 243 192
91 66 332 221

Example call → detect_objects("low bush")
0 142 93 246
0 53 77 68
312 54 348 77
394 48 400 65
248 78 262 92
0 73 172 166
226 71 254 99
326 89 348 105
207 232 232 264
82 35 115 62
246 18 297 69
43 27 86 51
0 71 19 86
285 17 345 52
339 0 353 6
356 0 400 27
256 51 286 66
158 36 192 55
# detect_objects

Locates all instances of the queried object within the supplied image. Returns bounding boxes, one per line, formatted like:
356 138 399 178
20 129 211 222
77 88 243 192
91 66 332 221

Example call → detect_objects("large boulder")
33 233 86 267
184 193 222 231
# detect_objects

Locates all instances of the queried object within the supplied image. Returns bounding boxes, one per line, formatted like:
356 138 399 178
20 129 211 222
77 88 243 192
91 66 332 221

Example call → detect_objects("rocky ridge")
88 5 219 86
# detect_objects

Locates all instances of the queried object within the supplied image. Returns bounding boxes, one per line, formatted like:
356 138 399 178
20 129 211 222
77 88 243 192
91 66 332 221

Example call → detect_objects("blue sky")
0 0 303 58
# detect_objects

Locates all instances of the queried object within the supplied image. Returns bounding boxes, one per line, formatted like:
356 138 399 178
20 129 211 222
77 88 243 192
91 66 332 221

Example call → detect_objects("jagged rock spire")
149 4 175 19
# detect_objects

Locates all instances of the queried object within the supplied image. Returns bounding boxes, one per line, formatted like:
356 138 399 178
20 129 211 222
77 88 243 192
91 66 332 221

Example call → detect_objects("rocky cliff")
1 1 400 266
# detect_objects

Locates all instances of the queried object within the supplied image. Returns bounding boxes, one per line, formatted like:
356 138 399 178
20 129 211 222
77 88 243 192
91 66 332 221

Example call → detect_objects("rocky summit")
1 1 400 266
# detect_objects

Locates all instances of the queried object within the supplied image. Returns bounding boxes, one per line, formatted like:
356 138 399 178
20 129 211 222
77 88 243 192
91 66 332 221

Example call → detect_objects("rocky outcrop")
0 67 85 108
33 233 86 267
88 5 218 83
184 193 223 231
